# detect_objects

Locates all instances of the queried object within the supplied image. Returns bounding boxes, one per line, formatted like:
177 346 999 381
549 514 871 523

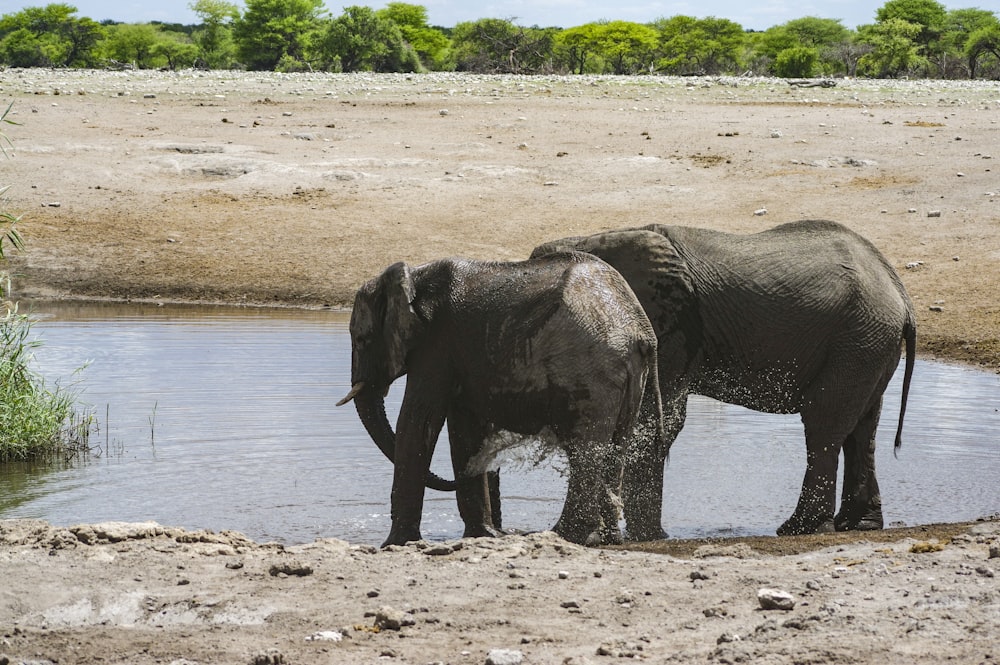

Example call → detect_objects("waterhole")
1 302 997 545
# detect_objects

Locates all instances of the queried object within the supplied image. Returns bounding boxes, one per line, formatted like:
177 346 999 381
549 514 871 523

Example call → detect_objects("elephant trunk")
347 384 457 492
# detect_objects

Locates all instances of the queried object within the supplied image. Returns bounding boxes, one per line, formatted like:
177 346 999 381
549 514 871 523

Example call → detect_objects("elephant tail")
894 314 917 454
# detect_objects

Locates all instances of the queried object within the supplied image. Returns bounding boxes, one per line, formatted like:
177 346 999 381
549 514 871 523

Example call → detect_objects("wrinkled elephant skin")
339 253 663 547
532 219 916 536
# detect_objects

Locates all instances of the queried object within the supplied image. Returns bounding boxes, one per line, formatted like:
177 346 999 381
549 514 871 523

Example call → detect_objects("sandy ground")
1 70 999 664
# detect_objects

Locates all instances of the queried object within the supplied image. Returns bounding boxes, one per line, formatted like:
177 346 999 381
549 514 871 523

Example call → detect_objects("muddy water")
1 302 997 545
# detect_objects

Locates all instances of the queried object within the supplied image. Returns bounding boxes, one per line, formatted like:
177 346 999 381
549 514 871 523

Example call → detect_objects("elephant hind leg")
835 399 884 532
778 408 847 536
555 429 620 546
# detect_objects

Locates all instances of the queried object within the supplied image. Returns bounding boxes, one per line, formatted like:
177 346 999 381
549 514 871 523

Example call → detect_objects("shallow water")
1 302 997 545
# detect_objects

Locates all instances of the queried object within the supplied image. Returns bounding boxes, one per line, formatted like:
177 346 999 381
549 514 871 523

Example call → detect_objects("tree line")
1 0 999 79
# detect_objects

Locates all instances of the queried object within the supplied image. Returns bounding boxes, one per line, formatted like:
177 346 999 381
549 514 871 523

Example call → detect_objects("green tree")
376 3 450 69
965 23 1000 78
451 18 555 73
858 17 924 77
189 0 238 68
98 23 162 67
773 45 819 76
314 5 416 72
151 30 198 69
654 15 745 75
756 17 850 76
0 4 103 67
556 23 601 74
937 8 1000 78
876 0 947 68
591 21 658 74
232 0 325 70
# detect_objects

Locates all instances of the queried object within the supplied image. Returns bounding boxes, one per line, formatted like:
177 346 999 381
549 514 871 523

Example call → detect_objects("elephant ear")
378 262 423 379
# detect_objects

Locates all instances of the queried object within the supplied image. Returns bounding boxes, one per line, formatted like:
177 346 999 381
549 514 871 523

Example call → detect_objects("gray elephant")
531 219 916 536
337 252 663 547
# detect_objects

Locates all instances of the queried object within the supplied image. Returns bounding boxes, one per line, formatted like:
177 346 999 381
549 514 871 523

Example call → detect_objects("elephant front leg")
777 444 839 536
383 398 448 548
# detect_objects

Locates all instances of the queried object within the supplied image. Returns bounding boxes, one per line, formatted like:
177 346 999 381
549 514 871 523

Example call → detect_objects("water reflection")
0 301 997 545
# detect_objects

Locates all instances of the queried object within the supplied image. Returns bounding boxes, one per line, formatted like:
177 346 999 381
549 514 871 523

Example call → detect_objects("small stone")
757 588 796 611
558 570 570 579
486 649 524 665
690 570 711 581
754 208 768 216
249 649 284 665
366 588 380 598
927 210 942 217
560 599 581 609
975 566 995 578
989 542 1000 559
268 560 313 577
305 630 343 642
929 305 944 312
374 606 415 631
439 109 449 116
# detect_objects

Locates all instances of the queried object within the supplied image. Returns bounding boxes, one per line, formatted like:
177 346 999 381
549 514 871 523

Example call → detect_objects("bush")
0 305 93 462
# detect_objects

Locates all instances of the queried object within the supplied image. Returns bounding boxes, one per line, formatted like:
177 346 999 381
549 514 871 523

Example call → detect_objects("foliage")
773 45 819 77
857 17 926 77
231 0 325 71
189 0 238 68
654 15 745 75
377 3 450 69
756 17 850 76
964 23 1000 78
451 18 555 73
0 3 103 67
313 5 419 72
1 2 999 78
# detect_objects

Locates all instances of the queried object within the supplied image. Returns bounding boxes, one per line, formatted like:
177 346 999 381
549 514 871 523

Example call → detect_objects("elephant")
531 219 916 536
337 252 663 547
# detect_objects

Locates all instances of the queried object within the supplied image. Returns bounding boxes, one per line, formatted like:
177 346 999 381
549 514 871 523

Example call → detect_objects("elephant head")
337 262 456 491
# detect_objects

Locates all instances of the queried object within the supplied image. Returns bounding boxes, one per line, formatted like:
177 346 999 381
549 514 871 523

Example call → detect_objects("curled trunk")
353 388 456 492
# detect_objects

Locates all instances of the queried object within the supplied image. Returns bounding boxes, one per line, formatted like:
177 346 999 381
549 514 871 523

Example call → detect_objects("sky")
0 0 984 32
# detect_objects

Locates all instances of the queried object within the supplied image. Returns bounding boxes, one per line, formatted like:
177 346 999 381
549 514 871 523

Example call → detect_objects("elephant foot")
554 519 621 547
777 514 836 537
625 524 668 542
463 523 504 539
835 508 884 532
381 523 423 548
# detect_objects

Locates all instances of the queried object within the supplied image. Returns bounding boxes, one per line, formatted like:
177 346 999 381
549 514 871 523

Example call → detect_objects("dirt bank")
1 518 998 665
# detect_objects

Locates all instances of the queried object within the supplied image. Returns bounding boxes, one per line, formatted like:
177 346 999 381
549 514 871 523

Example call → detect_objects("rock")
928 210 942 217
754 208 768 216
249 649 284 665
268 560 313 577
374 606 415 631
757 588 796 611
989 542 999 559
305 630 343 642
485 649 524 665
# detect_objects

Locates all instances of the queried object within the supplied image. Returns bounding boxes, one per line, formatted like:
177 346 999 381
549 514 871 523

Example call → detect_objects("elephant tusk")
336 382 366 406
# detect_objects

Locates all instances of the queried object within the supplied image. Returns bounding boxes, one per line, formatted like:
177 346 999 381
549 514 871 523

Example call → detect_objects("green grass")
0 305 94 462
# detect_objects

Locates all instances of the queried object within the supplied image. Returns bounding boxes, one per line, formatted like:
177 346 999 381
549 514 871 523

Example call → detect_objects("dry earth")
0 70 999 664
